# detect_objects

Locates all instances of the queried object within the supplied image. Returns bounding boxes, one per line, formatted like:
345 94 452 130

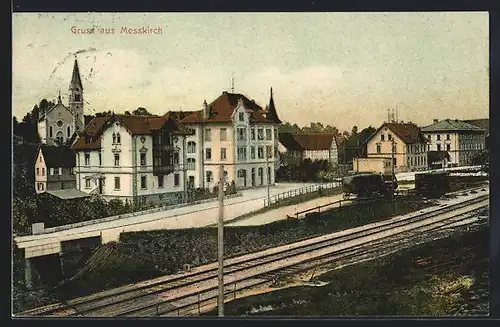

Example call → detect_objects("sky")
12 12 489 132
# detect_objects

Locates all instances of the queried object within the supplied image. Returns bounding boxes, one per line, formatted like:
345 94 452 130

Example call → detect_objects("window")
265 128 272 140
237 128 246 141
251 128 256 140
251 146 256 159
205 148 212 160
446 144 451 151
381 134 385 141
187 141 196 153
140 176 147 189
56 131 64 145
114 154 120 166
274 128 278 139
393 158 396 166
114 177 121 190
187 158 196 170
69 168 74 175
220 128 227 141
53 168 60 175
437 135 441 141
174 173 180 187
99 153 102 165
173 152 180 164
266 145 273 158
220 148 227 160
67 126 71 138
85 179 91 188
446 134 450 140
112 132 121 144
258 128 264 140
205 129 212 142
206 171 213 183
140 153 146 166
376 145 381 154
258 147 264 159
49 126 53 138
74 94 81 102
84 153 90 166
388 134 392 141
56 120 63 127
237 147 247 160
36 168 40 176
437 144 441 151
239 112 244 122
157 175 164 188
42 168 45 176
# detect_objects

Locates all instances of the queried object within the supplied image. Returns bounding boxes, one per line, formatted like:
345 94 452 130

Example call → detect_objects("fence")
263 181 341 207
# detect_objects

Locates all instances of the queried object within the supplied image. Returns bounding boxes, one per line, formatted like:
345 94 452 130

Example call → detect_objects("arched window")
67 126 71 138
187 141 196 153
56 131 64 145
49 126 53 138
187 158 196 170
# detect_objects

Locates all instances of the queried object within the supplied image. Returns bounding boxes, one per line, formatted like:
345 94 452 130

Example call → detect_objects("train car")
342 173 396 199
414 171 450 198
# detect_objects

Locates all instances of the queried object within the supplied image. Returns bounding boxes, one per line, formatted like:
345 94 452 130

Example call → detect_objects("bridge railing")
263 181 341 208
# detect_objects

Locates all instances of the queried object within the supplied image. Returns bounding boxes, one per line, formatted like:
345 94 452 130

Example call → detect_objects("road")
15 182 326 253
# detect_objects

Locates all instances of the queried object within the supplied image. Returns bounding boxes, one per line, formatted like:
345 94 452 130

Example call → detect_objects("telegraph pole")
391 139 396 213
217 164 225 317
266 153 271 206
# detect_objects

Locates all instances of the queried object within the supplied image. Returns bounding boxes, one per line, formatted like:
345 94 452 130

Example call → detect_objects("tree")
133 107 152 116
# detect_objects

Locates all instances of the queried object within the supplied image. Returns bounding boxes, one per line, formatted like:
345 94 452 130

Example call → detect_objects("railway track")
21 189 488 317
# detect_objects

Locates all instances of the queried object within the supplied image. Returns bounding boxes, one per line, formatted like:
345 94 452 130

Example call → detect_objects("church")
37 57 85 146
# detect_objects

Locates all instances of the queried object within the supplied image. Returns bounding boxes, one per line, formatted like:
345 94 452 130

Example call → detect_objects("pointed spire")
57 90 62 104
70 57 83 90
266 86 281 124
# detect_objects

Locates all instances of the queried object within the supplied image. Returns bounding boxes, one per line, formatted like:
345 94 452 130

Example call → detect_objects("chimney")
433 119 439 124
202 100 208 119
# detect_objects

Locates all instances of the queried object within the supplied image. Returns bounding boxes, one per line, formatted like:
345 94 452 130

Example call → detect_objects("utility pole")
391 139 396 213
266 152 271 206
217 164 225 317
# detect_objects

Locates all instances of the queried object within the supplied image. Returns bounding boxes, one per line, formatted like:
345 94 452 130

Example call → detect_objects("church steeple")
70 57 83 90
266 87 281 124
69 56 84 132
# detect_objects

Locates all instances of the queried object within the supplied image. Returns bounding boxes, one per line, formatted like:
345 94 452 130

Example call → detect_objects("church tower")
69 57 84 132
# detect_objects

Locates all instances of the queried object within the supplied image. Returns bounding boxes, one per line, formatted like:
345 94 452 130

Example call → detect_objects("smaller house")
34 145 76 193
427 150 451 169
278 133 339 164
352 157 393 176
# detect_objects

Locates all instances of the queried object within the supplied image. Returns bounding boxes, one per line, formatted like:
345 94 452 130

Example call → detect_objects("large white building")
38 58 85 145
174 89 282 190
71 113 193 205
421 119 486 167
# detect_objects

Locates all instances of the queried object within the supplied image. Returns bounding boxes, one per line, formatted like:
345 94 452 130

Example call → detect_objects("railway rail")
20 188 489 318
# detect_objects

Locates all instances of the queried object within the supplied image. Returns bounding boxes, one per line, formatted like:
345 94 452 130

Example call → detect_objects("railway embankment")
203 220 489 316
35 196 434 304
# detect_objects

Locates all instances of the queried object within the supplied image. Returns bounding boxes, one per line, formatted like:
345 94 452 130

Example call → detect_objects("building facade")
38 58 85 146
34 145 76 193
71 113 193 205
278 133 339 164
365 122 428 173
179 89 282 190
352 157 392 175
421 119 486 167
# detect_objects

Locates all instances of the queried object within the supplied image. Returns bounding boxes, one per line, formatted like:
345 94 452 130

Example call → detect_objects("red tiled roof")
72 114 193 151
279 133 336 151
182 91 279 124
369 122 427 145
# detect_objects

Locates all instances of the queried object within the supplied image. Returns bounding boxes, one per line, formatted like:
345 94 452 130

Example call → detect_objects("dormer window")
239 112 244 122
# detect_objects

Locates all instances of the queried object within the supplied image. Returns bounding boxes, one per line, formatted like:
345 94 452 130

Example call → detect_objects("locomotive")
414 171 450 198
342 173 398 199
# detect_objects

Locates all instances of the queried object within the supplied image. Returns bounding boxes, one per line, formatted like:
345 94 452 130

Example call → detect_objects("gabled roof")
462 119 489 135
421 119 485 133
38 100 70 121
37 145 76 168
369 122 427 145
279 133 336 151
71 114 193 151
181 91 280 124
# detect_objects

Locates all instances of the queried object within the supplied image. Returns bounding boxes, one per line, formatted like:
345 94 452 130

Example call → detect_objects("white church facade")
37 58 85 146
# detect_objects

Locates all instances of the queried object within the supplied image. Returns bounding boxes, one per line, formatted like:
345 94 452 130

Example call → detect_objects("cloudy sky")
12 12 488 131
